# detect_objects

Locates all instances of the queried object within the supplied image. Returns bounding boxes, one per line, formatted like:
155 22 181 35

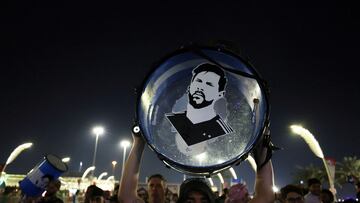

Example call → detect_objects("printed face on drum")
188 70 224 109
166 63 234 147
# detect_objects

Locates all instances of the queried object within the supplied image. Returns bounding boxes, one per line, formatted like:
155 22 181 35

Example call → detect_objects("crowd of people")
1 129 359 203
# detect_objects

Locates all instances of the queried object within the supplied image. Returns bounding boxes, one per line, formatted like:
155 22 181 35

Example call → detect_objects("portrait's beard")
188 91 213 109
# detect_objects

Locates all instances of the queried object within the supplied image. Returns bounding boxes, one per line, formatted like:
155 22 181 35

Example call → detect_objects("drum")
19 154 68 197
136 45 270 175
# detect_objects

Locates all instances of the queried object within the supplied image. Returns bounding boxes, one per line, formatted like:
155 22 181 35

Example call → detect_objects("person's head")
320 189 334 203
188 63 227 109
281 185 304 203
177 178 215 203
38 174 54 189
225 183 249 203
147 174 166 203
85 185 105 203
307 178 321 196
45 179 61 196
137 187 149 202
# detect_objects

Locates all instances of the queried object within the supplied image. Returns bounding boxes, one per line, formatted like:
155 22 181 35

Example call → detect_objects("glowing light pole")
82 166 96 180
207 177 214 187
91 126 104 176
79 161 83 172
112 161 117 177
217 173 225 185
1 142 33 174
97 172 108 180
120 140 131 178
246 155 257 172
290 125 335 193
229 167 238 180
106 176 114 181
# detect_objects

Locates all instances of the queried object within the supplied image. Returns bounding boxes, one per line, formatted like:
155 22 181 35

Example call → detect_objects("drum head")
137 45 269 175
46 154 68 172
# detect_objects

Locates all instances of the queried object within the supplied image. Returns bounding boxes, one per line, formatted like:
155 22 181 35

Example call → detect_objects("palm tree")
292 164 327 185
336 156 360 186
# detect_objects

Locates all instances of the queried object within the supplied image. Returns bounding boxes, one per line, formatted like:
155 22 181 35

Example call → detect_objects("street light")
120 140 131 178
79 161 83 172
290 125 335 192
91 126 105 176
1 142 33 174
112 161 117 177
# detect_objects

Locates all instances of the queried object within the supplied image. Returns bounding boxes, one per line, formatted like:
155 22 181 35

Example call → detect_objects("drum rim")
135 44 271 175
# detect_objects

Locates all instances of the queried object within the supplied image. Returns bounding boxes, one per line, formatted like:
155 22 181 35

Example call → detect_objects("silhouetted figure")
280 185 304 203
85 185 105 203
176 178 215 203
320 189 334 203
304 178 321 203
137 187 149 203
37 179 63 203
216 188 229 203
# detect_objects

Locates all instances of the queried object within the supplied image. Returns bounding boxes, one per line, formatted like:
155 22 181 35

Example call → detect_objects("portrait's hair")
191 63 227 92
147 174 167 183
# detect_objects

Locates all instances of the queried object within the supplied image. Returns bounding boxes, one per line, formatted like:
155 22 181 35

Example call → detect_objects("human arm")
250 160 275 203
249 128 276 203
118 126 146 203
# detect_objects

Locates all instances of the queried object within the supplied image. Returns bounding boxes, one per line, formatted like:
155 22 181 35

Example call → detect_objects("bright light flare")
120 140 131 148
62 157 70 163
273 185 279 192
92 126 105 136
195 152 207 161
112 161 117 166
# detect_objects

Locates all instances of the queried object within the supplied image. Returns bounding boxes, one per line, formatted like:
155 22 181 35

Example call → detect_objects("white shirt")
304 193 321 203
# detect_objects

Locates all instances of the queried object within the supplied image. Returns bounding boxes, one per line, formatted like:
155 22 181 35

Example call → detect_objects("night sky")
1 1 359 196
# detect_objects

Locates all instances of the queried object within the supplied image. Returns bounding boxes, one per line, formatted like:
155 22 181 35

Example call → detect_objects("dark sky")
1 1 359 196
